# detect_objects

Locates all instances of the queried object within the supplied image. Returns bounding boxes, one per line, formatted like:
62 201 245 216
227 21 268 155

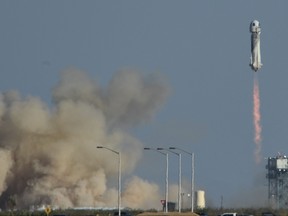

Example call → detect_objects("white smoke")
0 150 13 195
122 176 161 209
0 68 170 209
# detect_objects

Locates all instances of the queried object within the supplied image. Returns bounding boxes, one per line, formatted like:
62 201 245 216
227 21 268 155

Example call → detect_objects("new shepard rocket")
250 20 262 72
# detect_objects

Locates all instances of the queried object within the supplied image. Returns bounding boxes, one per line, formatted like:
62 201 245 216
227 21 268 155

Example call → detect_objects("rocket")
250 20 262 72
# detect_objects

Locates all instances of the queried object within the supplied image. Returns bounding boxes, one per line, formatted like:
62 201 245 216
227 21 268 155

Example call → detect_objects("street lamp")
169 147 194 213
158 148 182 213
144 147 169 213
97 146 121 216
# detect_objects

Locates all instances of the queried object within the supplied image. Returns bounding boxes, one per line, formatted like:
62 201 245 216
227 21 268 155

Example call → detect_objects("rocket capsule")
250 20 261 33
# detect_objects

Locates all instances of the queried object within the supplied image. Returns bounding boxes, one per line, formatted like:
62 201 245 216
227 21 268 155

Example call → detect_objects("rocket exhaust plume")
253 75 262 164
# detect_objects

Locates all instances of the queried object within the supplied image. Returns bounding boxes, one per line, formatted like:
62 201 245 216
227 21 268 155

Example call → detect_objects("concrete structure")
195 190 205 209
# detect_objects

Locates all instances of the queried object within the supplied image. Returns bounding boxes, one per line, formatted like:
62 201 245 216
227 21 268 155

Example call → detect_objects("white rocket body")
250 20 262 72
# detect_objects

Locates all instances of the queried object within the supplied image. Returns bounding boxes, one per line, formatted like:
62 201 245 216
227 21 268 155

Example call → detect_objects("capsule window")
252 22 255 26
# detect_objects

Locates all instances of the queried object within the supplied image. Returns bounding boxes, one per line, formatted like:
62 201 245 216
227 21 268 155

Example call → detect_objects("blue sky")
1 0 288 209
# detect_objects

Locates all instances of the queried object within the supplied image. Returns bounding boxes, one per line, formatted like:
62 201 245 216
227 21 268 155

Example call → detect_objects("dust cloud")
0 68 169 209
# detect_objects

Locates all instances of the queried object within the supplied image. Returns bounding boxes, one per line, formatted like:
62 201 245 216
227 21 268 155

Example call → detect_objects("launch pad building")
266 154 288 208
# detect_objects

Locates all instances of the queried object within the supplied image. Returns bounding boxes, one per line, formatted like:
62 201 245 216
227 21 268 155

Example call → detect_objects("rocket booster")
250 20 262 72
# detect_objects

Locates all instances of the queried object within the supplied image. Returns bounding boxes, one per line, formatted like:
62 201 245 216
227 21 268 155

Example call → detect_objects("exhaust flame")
253 75 262 164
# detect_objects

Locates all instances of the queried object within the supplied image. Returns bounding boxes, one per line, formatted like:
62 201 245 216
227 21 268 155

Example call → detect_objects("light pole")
169 147 194 213
144 147 169 213
158 148 182 213
97 146 121 216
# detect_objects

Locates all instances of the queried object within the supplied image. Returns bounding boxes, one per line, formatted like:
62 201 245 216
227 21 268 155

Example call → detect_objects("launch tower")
266 154 288 208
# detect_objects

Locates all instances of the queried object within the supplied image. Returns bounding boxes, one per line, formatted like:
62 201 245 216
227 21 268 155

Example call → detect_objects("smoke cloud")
0 68 169 209
253 75 262 164
227 171 268 208
122 176 161 209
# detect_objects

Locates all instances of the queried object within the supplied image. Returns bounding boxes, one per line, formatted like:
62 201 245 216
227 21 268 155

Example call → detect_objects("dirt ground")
137 212 199 216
